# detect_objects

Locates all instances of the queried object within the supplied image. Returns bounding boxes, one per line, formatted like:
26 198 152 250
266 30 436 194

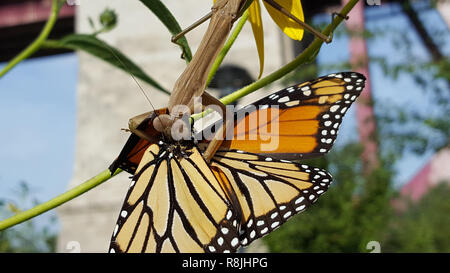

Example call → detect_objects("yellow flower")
248 0 305 77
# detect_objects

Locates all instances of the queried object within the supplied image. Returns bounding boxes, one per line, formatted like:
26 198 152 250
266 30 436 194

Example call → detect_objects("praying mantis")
106 0 358 253
124 0 335 163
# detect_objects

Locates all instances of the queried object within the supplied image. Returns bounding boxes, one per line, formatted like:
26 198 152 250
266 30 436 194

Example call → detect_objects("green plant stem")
0 0 358 231
206 10 250 87
0 169 122 231
0 0 64 78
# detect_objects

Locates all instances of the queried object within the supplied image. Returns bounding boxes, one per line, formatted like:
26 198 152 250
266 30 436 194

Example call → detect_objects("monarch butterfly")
109 72 366 253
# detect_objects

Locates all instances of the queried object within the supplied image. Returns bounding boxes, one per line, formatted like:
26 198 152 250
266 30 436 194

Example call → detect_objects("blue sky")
0 2 448 231
0 54 77 215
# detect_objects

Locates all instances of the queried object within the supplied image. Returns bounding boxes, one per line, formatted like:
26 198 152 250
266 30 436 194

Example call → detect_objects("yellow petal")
263 0 304 41
248 0 264 78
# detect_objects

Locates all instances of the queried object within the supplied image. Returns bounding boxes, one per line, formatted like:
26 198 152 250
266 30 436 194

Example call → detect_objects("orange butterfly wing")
198 71 366 160
110 72 366 174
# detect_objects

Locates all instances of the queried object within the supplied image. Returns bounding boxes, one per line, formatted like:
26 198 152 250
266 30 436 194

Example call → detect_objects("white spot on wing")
226 210 232 220
231 237 239 247
278 96 290 103
330 105 340 112
283 211 292 218
295 197 304 204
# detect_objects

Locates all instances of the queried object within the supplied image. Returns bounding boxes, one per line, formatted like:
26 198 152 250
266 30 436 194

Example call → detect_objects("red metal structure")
401 148 450 202
343 0 378 173
0 0 75 62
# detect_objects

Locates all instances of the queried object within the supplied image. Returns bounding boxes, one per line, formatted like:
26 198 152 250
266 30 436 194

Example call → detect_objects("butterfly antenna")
103 44 156 111
101 42 170 139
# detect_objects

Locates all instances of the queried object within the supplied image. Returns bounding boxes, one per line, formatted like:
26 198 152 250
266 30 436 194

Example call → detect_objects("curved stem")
0 169 122 231
0 0 64 78
0 0 359 231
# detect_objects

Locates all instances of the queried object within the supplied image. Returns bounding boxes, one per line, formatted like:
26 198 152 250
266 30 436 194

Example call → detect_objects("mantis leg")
127 111 161 143
197 92 234 162
171 0 253 44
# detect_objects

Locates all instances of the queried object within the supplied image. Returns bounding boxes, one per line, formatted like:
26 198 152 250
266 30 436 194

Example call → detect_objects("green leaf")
138 0 192 62
43 34 170 95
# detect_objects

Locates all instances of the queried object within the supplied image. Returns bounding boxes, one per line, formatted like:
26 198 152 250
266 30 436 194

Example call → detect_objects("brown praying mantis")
125 0 337 163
